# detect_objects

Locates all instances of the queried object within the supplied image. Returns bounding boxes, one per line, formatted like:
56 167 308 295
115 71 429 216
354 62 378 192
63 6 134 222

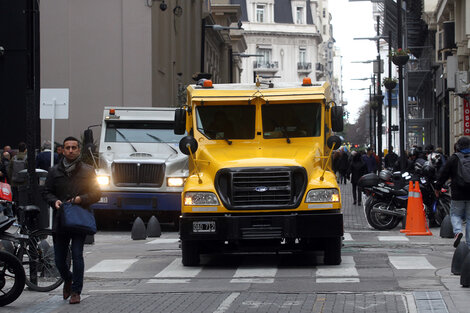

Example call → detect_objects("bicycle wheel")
0 250 25 306
18 229 70 292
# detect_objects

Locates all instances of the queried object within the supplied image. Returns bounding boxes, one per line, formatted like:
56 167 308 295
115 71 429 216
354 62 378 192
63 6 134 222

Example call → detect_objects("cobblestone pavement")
3 183 469 313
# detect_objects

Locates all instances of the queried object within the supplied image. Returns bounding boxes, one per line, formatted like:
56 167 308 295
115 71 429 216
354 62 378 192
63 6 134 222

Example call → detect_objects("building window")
257 48 272 66
323 25 326 35
323 9 326 18
299 48 306 64
256 5 265 23
296 7 303 24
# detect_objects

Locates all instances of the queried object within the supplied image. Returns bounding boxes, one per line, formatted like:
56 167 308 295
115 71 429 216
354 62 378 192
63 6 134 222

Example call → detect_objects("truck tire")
323 237 342 265
181 241 200 266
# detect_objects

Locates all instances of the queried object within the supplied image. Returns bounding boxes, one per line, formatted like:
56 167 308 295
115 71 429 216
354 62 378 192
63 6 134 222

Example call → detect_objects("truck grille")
215 167 307 210
112 163 165 187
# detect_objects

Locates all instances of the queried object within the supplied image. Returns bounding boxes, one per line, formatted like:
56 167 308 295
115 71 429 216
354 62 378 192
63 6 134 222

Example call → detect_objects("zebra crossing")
85 232 438 285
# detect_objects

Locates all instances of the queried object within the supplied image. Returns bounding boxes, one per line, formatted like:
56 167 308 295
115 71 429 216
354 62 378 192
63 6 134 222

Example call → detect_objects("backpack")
455 152 470 187
11 155 27 184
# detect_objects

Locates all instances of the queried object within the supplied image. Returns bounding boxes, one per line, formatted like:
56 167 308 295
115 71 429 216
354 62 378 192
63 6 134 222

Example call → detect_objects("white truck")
90 107 188 226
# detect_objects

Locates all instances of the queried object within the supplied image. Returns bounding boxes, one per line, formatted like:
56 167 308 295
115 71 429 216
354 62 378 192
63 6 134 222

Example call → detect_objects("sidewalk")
340 181 470 313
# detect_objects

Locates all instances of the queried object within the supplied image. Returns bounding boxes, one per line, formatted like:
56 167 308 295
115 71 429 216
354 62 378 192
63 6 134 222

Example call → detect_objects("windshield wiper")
271 120 291 144
199 128 232 145
146 133 178 154
115 128 137 152
145 133 162 142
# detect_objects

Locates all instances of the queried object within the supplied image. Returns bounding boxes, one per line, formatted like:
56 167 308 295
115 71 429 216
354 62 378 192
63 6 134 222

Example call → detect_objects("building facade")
233 0 339 95
39 0 246 143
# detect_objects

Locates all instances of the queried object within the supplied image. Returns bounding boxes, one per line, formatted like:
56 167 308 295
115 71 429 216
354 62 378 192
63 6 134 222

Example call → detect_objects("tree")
341 104 369 148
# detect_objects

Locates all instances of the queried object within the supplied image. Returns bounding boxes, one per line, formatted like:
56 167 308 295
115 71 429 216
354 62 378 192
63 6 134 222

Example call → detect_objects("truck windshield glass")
262 103 321 138
196 105 255 140
105 121 185 143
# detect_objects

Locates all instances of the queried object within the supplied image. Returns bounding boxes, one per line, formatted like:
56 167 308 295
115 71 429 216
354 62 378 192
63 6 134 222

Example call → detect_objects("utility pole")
376 16 383 167
388 31 393 152
397 0 406 171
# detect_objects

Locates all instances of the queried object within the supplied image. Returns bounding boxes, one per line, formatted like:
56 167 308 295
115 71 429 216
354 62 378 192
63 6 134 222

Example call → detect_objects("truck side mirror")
327 135 343 150
84 129 94 145
174 108 186 135
179 136 198 155
331 106 344 132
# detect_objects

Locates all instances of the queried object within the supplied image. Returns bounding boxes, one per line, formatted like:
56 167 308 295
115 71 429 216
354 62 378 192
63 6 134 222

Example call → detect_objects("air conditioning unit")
455 71 470 94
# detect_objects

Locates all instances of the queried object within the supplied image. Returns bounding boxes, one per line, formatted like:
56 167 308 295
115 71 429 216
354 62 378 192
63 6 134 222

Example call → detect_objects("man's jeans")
53 233 86 294
450 200 470 247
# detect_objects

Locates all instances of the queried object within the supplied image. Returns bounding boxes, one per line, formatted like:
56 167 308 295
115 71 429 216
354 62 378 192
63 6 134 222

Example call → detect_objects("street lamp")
353 21 385 165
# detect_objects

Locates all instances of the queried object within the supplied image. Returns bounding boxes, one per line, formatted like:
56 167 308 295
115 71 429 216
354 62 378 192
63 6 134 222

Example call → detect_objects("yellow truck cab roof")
187 81 331 103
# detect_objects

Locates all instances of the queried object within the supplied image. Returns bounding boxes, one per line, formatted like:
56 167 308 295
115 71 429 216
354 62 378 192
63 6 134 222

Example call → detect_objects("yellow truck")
174 78 344 266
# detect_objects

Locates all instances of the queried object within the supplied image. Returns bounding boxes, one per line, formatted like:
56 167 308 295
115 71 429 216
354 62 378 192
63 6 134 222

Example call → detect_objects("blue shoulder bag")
61 202 97 235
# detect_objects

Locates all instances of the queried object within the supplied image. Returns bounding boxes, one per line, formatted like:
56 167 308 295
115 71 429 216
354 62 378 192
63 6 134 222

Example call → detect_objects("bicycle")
0 218 26 306
1 205 70 292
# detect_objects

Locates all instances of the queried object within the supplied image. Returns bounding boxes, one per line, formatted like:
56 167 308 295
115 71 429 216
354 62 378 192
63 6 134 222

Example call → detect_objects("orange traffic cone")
406 182 432 236
400 181 415 233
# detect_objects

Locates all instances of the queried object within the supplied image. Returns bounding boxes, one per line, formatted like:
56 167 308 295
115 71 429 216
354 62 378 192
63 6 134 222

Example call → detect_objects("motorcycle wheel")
434 198 451 226
365 200 401 230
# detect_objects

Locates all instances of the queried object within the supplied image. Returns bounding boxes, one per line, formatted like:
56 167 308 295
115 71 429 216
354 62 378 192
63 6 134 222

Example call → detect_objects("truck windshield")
262 103 321 139
196 105 255 140
105 121 185 143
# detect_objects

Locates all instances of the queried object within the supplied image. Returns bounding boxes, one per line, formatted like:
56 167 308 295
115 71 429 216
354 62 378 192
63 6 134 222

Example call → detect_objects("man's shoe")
63 280 72 300
353 201 356 205
454 232 463 248
69 292 80 304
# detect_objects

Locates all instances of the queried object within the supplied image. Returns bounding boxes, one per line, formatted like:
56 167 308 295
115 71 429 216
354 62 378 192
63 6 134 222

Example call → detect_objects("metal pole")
372 75 376 151
388 31 393 152
397 0 406 170
376 16 383 167
369 86 373 147
50 99 56 168
200 19 205 73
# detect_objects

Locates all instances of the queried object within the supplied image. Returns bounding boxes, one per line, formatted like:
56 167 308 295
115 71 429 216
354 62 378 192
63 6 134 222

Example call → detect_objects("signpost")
40 89 69 167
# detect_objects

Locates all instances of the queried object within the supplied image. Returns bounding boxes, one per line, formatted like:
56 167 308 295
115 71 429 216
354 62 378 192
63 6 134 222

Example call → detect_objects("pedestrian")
0 151 11 183
42 137 101 304
435 136 470 248
36 141 59 171
339 146 349 184
384 146 398 170
362 147 377 174
332 149 341 183
56 144 64 163
8 142 28 203
347 151 368 205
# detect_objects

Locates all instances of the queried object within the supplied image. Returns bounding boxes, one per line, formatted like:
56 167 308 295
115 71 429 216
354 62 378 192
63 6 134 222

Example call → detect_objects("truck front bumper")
91 191 181 212
180 211 343 241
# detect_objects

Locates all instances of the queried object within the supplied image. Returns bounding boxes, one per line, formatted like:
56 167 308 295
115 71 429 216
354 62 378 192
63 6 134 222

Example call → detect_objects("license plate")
193 221 216 233
98 197 108 204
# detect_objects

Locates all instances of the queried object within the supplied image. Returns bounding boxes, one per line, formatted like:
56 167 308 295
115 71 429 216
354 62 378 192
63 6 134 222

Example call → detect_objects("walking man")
435 136 470 248
43 137 101 304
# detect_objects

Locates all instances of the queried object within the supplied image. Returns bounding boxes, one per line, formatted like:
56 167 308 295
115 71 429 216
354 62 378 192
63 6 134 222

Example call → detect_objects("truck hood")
199 142 322 169
100 143 184 163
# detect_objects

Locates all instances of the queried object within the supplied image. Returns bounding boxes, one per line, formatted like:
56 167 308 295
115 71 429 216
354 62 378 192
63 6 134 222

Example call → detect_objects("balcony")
253 61 279 73
297 62 312 74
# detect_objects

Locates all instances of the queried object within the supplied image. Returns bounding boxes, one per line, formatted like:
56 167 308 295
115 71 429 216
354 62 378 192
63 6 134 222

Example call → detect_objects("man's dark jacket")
435 152 470 201
42 160 101 232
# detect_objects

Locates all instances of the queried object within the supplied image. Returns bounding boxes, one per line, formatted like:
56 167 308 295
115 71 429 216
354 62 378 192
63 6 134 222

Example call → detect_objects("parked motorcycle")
358 164 450 230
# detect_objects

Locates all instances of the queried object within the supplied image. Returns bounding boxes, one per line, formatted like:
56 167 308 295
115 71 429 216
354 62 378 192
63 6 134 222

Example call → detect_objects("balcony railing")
297 62 312 70
253 61 279 70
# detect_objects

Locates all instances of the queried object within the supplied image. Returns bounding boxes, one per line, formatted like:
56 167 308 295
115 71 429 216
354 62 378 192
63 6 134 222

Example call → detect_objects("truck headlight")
305 188 340 203
184 192 219 206
96 175 110 186
167 177 185 187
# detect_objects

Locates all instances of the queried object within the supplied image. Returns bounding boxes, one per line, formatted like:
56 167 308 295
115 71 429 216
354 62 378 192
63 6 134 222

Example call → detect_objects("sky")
329 0 378 122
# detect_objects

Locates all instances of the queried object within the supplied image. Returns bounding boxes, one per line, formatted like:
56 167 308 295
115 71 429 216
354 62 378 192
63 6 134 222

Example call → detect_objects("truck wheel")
181 241 200 266
324 237 342 265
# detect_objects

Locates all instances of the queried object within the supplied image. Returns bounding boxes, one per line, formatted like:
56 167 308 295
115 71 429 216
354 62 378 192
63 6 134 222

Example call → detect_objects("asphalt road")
3 183 469 313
